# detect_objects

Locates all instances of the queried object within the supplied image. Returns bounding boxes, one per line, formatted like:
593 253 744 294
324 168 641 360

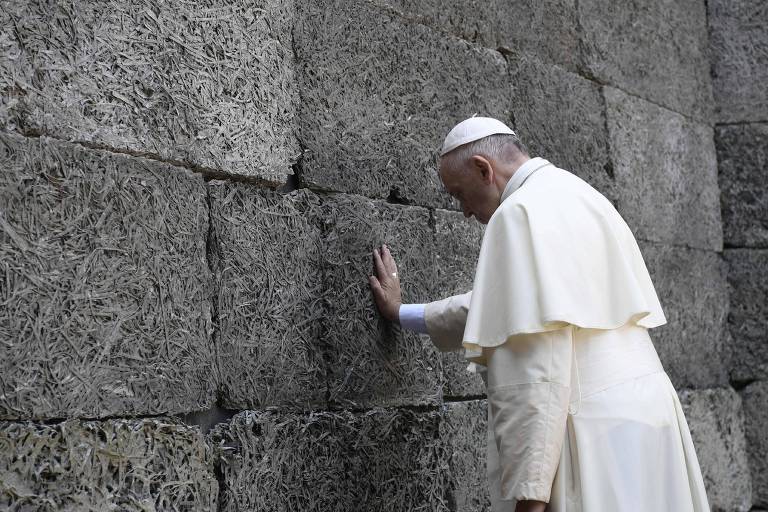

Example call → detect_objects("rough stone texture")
371 0 582 71
433 210 485 398
679 387 752 512
0 0 299 182
317 195 442 408
510 57 614 199
640 242 729 389
211 408 449 511
725 250 768 383
440 400 490 512
0 133 215 420
742 381 768 507
579 0 713 121
209 184 326 410
716 123 768 248
294 0 510 209
0 418 217 511
606 88 723 251
211 403 489 512
708 0 768 123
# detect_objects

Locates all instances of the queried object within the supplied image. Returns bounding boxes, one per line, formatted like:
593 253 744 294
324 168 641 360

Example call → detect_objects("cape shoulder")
462 166 666 354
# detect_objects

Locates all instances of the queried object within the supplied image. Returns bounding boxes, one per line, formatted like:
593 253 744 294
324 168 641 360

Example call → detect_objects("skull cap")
440 116 516 156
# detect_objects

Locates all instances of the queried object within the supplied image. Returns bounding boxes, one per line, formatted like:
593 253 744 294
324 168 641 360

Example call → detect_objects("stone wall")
0 0 762 510
709 0 768 509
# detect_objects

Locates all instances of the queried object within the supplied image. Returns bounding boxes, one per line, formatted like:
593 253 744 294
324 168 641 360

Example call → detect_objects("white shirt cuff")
398 303 428 334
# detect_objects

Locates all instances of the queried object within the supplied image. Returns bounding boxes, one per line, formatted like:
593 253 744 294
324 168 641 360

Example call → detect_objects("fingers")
369 275 383 296
372 247 387 279
381 244 398 275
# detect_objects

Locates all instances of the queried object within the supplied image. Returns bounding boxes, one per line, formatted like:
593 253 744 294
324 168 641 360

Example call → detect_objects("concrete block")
708 0 768 123
725 250 768 382
0 0 298 182
640 242 729 389
606 88 722 251
0 133 215 420
510 57 614 199
679 387 752 512
433 209 485 398
211 408 454 511
440 400 491 512
317 195 442 408
741 381 768 507
716 123 768 248
295 0 510 209
579 0 713 121
209 184 326 410
0 418 217 511
372 0 582 71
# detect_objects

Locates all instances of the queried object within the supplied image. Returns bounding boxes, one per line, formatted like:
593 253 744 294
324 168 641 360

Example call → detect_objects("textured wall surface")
0 0 763 509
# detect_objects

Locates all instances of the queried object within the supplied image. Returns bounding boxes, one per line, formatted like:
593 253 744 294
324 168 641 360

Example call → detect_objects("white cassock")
402 158 710 511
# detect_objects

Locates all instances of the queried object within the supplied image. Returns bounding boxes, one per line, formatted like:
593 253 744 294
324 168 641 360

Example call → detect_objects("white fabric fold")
463 163 666 363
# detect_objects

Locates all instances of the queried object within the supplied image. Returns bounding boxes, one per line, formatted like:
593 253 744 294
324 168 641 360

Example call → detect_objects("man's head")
438 117 529 224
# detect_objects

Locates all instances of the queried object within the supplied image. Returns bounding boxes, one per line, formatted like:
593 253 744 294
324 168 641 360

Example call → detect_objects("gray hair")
440 133 528 170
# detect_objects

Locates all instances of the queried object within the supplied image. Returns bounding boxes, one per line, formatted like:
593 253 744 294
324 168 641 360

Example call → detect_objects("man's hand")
515 500 547 512
369 244 402 322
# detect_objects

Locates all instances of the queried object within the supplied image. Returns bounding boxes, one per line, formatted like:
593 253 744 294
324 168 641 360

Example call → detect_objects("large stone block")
606 88 722 251
294 0 510 209
679 387 752 512
579 0 713 121
371 0 582 71
433 209 485 398
742 381 768 507
0 0 298 182
211 403 489 512
317 195 442 407
0 418 217 511
725 250 768 382
708 0 768 123
0 133 215 420
440 400 490 512
716 123 768 248
640 242 729 389
209 184 326 410
211 408 446 511
510 57 614 199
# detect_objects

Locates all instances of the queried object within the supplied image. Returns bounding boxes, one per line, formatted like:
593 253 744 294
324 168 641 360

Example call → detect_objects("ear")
470 155 494 185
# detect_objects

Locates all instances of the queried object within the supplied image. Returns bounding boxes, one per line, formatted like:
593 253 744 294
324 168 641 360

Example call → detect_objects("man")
369 117 710 511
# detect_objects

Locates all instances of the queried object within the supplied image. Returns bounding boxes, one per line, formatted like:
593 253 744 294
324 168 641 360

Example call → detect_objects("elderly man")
369 117 710 512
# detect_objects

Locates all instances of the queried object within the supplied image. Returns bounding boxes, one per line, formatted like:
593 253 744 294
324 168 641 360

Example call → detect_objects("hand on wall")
369 244 402 323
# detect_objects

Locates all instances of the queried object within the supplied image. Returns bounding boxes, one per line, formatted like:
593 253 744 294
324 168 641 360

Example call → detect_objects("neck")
494 153 531 196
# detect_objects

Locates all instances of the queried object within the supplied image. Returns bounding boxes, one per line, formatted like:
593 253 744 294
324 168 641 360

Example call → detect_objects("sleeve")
398 303 428 333
423 291 472 352
484 326 573 503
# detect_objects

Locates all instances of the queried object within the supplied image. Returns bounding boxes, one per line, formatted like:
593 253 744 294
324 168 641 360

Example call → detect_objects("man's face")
439 157 499 224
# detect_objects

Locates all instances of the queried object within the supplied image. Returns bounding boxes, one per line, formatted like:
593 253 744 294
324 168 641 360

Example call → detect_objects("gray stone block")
606 88 723 251
640 242 729 389
0 133 215 420
716 123 768 248
440 400 491 512
0 418 217 511
579 0 713 121
371 0 582 72
209 184 326 410
708 0 768 123
742 380 768 507
510 57 614 200
211 408 455 511
679 387 752 512
725 250 768 382
433 209 485 398
0 0 298 182
295 0 510 209
317 195 442 407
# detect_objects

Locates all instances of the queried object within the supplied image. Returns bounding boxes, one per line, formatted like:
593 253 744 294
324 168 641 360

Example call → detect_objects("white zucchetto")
440 116 516 156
